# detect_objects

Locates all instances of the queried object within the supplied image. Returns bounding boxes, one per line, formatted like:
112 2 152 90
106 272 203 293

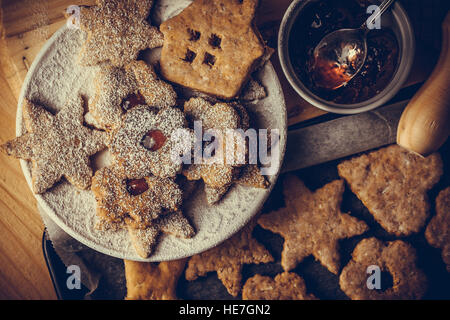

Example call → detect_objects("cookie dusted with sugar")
89 60 177 130
185 220 273 297
338 144 443 236
204 184 231 205
1 97 106 194
182 97 248 193
91 165 182 229
109 106 189 178
127 211 195 259
70 0 163 67
258 175 368 274
240 79 267 101
183 98 269 204
160 0 266 99
204 165 269 205
236 164 270 189
339 237 427 300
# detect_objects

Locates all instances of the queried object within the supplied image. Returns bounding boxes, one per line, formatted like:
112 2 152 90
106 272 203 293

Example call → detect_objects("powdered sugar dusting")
75 0 164 67
109 106 187 178
24 29 99 113
89 60 177 130
17 2 286 261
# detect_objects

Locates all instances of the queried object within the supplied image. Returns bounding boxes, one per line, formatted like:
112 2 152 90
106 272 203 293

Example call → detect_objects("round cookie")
339 237 427 300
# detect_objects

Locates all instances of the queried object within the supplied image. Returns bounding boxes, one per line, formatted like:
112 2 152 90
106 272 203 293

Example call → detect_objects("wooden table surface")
0 51 57 299
0 0 442 299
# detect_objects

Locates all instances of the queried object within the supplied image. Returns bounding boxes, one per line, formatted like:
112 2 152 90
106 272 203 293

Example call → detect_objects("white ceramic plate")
16 1 287 261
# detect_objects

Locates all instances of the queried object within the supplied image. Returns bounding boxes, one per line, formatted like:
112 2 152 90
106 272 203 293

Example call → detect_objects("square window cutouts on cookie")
203 52 216 67
208 34 222 49
188 28 201 41
182 49 197 63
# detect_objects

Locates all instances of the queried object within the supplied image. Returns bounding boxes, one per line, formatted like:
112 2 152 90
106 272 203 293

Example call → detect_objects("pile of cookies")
125 145 448 300
2 0 448 300
1 0 272 259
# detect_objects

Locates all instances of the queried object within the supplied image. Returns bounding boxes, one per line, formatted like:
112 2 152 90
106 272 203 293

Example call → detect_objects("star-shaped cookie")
89 60 177 130
185 220 273 297
237 164 270 189
338 144 443 236
204 165 269 205
109 106 188 178
91 165 183 228
124 258 187 300
258 175 368 274
425 187 450 272
1 97 106 194
127 211 195 259
242 272 317 300
72 0 163 67
182 97 248 189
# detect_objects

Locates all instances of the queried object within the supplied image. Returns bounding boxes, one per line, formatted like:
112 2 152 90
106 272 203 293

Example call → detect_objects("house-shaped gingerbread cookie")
159 0 266 99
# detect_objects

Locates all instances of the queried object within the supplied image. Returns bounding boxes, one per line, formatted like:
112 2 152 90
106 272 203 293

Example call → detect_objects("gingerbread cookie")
425 187 450 272
91 165 182 228
127 211 195 259
184 164 241 190
185 220 273 297
338 144 443 236
240 79 267 102
204 184 231 205
258 175 368 274
1 97 106 194
109 106 189 178
160 0 267 99
124 258 187 300
89 60 177 130
236 164 269 189
182 97 247 189
339 237 427 300
242 272 317 300
204 165 269 205
176 175 199 202
70 0 163 67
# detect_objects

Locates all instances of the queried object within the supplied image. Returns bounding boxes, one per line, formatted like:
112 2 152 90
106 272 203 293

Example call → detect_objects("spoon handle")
397 12 450 156
361 0 396 29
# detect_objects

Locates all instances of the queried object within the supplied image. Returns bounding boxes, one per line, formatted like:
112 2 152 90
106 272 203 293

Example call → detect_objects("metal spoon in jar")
311 0 396 90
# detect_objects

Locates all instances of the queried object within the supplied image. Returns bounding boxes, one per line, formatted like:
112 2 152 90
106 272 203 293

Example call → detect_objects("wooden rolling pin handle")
397 12 450 156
